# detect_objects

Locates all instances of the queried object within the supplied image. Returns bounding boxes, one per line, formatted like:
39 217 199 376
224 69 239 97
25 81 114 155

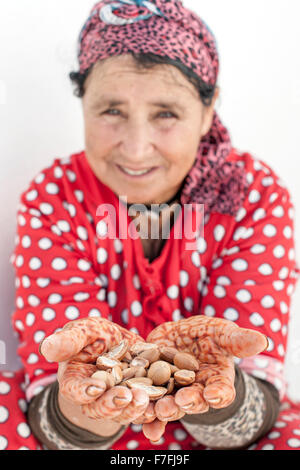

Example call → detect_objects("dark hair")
69 52 216 107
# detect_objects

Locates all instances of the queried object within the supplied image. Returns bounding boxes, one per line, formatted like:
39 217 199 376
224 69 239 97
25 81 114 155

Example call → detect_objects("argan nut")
122 367 138 380
134 367 147 378
128 383 168 400
173 352 199 371
122 352 133 363
137 348 160 364
130 357 149 369
170 364 180 375
92 370 115 388
124 377 153 387
147 361 171 386
120 362 129 370
106 340 129 361
111 366 123 385
174 370 196 386
159 346 178 363
96 356 122 370
130 342 159 356
166 377 175 394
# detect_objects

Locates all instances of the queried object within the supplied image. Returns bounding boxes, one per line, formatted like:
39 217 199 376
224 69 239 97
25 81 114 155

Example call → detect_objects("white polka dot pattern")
3 150 299 450
198 154 300 400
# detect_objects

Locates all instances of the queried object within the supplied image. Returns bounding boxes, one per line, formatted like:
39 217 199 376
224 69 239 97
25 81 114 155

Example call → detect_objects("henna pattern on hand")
40 316 268 443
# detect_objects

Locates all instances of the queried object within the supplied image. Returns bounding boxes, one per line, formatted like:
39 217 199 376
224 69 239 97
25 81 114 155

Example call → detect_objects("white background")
0 0 300 400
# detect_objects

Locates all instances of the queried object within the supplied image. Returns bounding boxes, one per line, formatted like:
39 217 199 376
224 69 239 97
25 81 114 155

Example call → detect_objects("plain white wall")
0 0 300 400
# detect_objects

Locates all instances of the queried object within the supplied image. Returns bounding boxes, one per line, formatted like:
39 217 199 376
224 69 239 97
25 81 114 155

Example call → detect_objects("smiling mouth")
116 164 158 177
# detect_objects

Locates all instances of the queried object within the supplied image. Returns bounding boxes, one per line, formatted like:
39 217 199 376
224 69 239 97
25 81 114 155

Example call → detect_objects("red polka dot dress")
1 148 300 450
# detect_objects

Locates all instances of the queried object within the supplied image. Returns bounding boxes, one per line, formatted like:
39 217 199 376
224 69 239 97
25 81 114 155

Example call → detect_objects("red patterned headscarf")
77 0 249 216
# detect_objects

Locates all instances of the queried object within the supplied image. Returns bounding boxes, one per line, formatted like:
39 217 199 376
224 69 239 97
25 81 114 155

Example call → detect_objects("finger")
203 375 236 409
146 321 176 348
57 361 68 383
195 358 235 385
113 389 150 425
58 361 106 404
117 325 145 347
142 418 167 442
212 320 268 358
81 386 133 419
132 402 156 425
40 317 122 362
175 383 209 414
148 317 268 359
154 396 185 422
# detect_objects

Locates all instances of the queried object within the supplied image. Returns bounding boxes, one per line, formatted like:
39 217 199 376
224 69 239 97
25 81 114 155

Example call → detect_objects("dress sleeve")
9 171 111 400
199 172 300 399
27 382 127 450
180 366 281 449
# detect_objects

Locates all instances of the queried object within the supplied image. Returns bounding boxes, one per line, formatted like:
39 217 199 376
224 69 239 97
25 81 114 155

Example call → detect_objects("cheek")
165 134 199 171
85 120 115 154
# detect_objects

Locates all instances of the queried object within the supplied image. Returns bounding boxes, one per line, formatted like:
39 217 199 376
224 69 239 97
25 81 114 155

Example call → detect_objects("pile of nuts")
92 340 199 400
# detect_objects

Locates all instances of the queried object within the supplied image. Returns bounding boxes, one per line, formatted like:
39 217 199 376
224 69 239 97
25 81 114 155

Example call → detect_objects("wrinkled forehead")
84 54 199 99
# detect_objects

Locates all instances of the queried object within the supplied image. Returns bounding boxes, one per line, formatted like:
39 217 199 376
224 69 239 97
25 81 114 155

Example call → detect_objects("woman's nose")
119 120 153 165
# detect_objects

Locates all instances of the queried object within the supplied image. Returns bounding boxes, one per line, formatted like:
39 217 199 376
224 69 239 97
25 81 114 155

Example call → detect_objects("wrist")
58 390 122 437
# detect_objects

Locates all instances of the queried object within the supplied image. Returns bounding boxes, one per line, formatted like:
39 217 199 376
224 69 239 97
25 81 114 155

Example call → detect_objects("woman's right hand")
40 317 151 433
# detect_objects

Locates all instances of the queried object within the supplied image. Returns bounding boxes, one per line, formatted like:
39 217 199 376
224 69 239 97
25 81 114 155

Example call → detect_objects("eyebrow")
92 96 185 111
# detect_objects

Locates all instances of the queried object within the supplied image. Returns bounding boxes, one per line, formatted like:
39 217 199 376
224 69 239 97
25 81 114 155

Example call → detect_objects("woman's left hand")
135 316 268 442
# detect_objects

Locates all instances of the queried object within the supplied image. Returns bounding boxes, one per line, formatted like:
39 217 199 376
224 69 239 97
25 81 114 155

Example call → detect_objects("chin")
125 196 154 205
119 191 157 205
111 180 163 205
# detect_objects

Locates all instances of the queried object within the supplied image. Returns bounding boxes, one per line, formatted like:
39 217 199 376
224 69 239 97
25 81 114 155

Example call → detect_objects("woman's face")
82 54 219 205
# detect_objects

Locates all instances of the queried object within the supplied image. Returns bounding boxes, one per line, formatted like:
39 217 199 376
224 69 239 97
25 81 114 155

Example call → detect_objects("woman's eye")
104 109 120 116
102 109 176 119
158 111 176 119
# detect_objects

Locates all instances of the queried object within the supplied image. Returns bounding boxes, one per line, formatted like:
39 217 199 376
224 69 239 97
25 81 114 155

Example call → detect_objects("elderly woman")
1 0 300 451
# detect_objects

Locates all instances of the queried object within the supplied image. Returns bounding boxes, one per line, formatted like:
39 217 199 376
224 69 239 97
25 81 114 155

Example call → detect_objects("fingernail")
86 385 104 397
39 340 45 356
208 398 221 405
113 396 130 406
162 412 178 421
263 335 269 352
38 336 58 361
39 336 54 358
180 402 195 410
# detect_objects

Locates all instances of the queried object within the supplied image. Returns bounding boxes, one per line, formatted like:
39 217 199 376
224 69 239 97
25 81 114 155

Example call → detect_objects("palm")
41 317 150 423
40 316 267 443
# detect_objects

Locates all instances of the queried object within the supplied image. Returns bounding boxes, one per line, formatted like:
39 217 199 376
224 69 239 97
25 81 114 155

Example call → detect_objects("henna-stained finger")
154 395 185 422
147 316 268 359
195 358 235 386
81 386 133 420
146 321 175 348
179 316 268 359
142 418 167 442
211 319 268 358
175 383 209 414
116 324 145 347
132 402 156 425
58 361 107 404
57 360 68 383
203 375 236 409
40 317 123 363
113 389 150 425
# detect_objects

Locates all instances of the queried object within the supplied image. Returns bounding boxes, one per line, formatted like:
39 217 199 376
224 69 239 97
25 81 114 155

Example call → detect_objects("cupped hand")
139 316 268 442
40 317 150 426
